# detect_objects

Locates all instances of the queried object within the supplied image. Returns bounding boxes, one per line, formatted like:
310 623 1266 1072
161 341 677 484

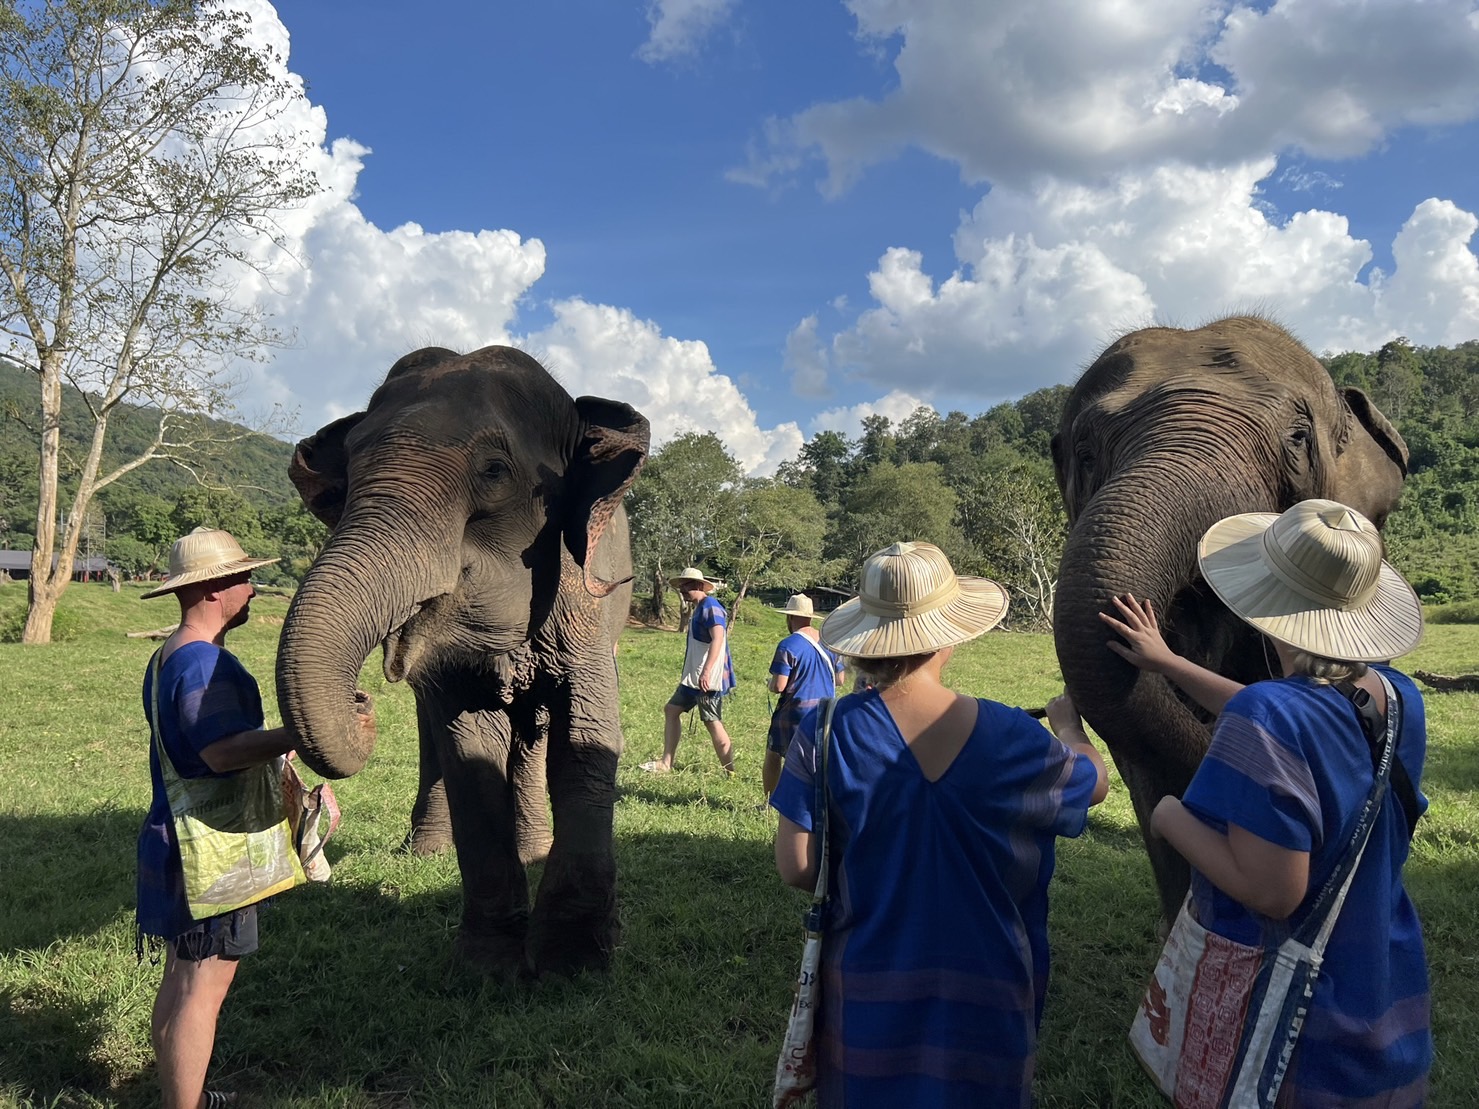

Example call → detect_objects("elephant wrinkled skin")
1050 317 1407 925
276 345 648 980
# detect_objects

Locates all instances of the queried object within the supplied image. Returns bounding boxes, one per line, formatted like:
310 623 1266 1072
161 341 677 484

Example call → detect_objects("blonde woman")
771 542 1108 1107
1104 499 1431 1106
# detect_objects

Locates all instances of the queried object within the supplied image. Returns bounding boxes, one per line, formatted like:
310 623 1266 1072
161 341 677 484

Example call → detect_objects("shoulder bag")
772 696 839 1109
1128 674 1403 1108
149 650 305 920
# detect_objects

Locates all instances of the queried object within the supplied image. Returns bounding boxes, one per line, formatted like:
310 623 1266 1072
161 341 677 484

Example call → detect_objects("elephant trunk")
277 508 456 779
1052 461 1260 770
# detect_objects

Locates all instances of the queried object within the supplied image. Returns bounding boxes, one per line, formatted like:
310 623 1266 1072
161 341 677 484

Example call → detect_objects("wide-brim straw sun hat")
668 566 723 592
141 526 280 599
773 593 815 618
819 541 1008 659
1197 498 1423 662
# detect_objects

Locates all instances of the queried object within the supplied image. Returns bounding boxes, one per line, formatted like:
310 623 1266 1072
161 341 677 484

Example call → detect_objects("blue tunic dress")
1182 666 1431 1107
771 689 1099 1108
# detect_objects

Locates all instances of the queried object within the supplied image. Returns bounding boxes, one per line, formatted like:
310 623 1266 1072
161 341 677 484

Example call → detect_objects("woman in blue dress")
1103 499 1431 1106
771 541 1109 1108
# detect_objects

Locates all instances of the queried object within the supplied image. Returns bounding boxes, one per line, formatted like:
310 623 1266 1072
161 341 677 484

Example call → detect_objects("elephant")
275 344 649 980
1050 316 1408 925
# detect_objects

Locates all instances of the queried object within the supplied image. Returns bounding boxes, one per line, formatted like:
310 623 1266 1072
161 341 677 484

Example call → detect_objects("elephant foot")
455 926 533 986
529 909 620 978
398 826 455 857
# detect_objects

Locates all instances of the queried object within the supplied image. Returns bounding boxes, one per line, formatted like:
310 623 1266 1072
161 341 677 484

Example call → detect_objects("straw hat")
1197 499 1423 662
141 527 280 599
819 542 1008 659
668 566 723 593
773 594 815 619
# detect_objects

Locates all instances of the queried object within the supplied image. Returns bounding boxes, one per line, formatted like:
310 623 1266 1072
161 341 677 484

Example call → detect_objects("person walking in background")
771 541 1108 1106
136 528 366 1109
1104 499 1432 1106
639 566 735 773
763 593 844 798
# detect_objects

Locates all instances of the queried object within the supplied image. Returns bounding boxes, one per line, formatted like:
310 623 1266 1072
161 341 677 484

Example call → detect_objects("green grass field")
2 583 1476 1107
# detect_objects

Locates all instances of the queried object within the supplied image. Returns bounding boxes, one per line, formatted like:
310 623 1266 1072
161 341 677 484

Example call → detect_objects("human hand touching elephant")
1100 594 1178 674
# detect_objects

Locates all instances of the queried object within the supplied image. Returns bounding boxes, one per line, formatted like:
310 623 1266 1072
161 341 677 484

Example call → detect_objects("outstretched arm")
1152 797 1309 919
1100 594 1245 716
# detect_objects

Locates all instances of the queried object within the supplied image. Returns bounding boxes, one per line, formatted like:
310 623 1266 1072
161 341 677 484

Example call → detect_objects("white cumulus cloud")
636 0 738 63
734 0 1479 193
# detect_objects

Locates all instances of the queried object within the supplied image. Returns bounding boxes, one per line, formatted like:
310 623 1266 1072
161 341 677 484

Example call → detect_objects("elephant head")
277 345 649 780
1050 316 1407 920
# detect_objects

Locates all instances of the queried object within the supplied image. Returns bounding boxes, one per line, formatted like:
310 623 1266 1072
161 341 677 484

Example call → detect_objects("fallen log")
1413 670 1479 693
126 625 178 640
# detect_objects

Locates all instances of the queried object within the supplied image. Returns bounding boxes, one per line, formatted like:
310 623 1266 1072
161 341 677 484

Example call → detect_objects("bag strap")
1295 673 1401 950
803 697 839 932
1336 676 1421 843
147 649 182 785
799 631 835 673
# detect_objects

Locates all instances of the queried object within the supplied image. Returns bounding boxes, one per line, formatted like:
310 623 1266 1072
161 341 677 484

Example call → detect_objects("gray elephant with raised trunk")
1050 316 1408 925
276 345 648 980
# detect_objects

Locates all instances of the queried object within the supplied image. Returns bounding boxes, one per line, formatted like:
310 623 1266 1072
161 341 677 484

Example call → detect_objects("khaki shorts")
668 685 725 722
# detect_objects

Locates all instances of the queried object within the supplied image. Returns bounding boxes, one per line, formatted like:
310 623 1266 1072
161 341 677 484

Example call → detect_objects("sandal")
636 760 671 773
204 1091 237 1109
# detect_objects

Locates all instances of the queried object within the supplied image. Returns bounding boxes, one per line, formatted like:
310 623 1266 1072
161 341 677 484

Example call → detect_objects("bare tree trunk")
731 582 749 619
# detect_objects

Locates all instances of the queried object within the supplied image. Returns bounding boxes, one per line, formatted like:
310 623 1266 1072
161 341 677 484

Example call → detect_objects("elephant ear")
1330 387 1409 529
1340 387 1409 475
290 412 366 530
565 397 650 597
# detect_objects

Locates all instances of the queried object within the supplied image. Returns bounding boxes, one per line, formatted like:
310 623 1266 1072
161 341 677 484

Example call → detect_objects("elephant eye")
482 459 511 482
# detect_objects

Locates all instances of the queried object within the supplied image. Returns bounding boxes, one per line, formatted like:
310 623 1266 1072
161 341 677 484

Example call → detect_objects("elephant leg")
404 697 455 856
529 689 621 977
1112 749 1195 929
438 706 531 983
511 706 552 867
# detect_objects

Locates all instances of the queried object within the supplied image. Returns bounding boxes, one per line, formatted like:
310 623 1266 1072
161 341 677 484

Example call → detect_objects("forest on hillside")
4 337 1478 621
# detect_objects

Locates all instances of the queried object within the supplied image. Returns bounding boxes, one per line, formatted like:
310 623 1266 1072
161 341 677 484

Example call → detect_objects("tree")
625 432 743 622
718 478 830 616
1 0 319 641
831 460 964 580
969 468 1067 626
1374 338 1422 423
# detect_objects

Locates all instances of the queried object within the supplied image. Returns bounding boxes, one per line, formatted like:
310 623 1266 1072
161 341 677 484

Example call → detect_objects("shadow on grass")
616 782 760 813
0 807 143 952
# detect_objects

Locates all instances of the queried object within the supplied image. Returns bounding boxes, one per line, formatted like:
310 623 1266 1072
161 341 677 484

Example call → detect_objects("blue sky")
236 0 1479 472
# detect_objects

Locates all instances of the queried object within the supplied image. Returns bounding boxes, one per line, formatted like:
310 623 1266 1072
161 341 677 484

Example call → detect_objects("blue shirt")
771 690 1099 1108
680 595 735 692
137 642 264 937
767 631 844 751
1182 667 1431 1106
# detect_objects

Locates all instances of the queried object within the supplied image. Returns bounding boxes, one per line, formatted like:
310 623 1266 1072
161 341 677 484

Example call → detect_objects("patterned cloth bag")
281 755 341 882
1129 675 1401 1108
773 697 838 1109
149 652 305 920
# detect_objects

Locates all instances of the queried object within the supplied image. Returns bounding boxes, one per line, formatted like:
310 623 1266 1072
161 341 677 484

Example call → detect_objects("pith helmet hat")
819 541 1009 659
1197 498 1423 662
773 594 816 618
668 566 723 592
141 527 280 599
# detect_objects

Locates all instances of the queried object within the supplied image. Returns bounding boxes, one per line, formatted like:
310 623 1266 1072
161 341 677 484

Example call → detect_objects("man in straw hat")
770 541 1107 1105
762 593 844 797
1101 499 1431 1105
639 566 735 773
137 528 363 1109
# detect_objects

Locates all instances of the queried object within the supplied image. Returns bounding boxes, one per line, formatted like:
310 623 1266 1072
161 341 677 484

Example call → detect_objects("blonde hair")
1286 649 1368 685
848 651 937 691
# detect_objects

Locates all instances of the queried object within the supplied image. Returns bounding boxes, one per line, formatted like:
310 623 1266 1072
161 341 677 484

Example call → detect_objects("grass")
1 582 1477 1107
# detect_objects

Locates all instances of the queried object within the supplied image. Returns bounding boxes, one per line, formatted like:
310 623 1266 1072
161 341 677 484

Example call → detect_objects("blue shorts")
173 905 259 961
668 685 725 722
